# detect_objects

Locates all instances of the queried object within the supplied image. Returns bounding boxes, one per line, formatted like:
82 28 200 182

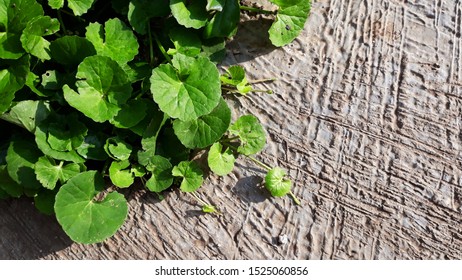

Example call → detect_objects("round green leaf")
204 0 240 38
229 115 266 155
172 160 203 192
54 171 128 244
85 18 139 65
109 160 134 188
170 0 209 29
173 98 231 148
265 167 292 197
63 55 132 123
67 0 96 16
268 0 311 47
150 54 221 121
50 36 96 67
145 156 173 193
104 137 132 161
207 142 235 176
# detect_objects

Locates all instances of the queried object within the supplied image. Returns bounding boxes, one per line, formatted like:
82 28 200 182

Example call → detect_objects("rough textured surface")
1 0 462 259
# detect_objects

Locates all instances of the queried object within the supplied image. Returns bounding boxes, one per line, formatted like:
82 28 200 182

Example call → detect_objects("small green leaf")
48 0 64 9
206 0 225 11
268 0 311 47
63 55 132 122
128 0 170 34
229 115 266 155
109 160 134 188
34 156 81 190
54 171 128 244
50 36 97 67
202 204 218 213
145 156 173 193
64 0 96 16
173 98 231 148
150 54 221 121
86 18 139 65
104 137 132 161
34 188 57 215
265 167 292 197
20 16 60 60
207 142 235 176
76 131 108 160
170 0 209 29
221 65 253 94
172 160 203 192
204 0 240 38
0 55 29 114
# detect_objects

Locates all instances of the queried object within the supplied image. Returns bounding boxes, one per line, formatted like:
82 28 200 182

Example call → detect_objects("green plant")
0 0 310 244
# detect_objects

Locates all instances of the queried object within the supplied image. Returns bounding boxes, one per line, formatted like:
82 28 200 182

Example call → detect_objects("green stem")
190 192 207 206
147 23 155 65
239 5 275 15
289 191 301 205
222 143 272 171
151 28 171 64
248 78 277 84
57 10 67 35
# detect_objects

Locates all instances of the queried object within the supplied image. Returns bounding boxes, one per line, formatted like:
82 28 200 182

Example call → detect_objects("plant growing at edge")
0 0 311 244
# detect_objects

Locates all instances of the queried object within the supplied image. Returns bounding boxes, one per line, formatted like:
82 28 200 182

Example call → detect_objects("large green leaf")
150 54 221 121
204 0 240 38
86 18 139 65
50 36 97 67
0 0 43 34
172 160 203 192
54 171 128 244
0 55 29 114
128 0 170 34
173 98 231 148
207 142 235 176
20 16 60 60
229 115 266 155
63 55 132 122
170 0 209 29
268 0 311 47
0 100 50 133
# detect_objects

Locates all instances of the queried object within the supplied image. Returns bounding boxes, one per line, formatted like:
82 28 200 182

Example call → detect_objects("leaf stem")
151 28 171 64
289 191 301 205
147 22 155 66
239 5 276 15
248 78 277 84
57 10 67 35
222 143 272 171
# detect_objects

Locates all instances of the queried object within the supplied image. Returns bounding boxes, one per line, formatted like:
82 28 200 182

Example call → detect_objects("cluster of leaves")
0 0 310 244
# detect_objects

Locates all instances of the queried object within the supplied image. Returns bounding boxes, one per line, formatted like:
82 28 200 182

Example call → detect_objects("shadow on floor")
0 197 73 259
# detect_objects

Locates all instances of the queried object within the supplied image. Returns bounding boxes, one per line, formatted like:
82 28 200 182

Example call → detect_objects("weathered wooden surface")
1 0 462 259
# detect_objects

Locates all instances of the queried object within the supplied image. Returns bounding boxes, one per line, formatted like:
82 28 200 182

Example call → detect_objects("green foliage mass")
0 0 309 244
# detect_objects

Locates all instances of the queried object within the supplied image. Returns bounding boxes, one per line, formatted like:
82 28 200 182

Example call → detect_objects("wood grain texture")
1 0 461 259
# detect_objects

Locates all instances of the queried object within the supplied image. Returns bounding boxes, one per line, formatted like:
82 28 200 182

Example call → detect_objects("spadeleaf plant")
0 0 309 244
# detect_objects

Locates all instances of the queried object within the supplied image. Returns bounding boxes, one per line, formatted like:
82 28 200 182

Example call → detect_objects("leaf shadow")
0 197 73 260
231 173 269 204
222 18 277 66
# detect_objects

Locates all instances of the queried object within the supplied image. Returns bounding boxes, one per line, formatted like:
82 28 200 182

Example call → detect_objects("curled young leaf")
109 160 134 188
